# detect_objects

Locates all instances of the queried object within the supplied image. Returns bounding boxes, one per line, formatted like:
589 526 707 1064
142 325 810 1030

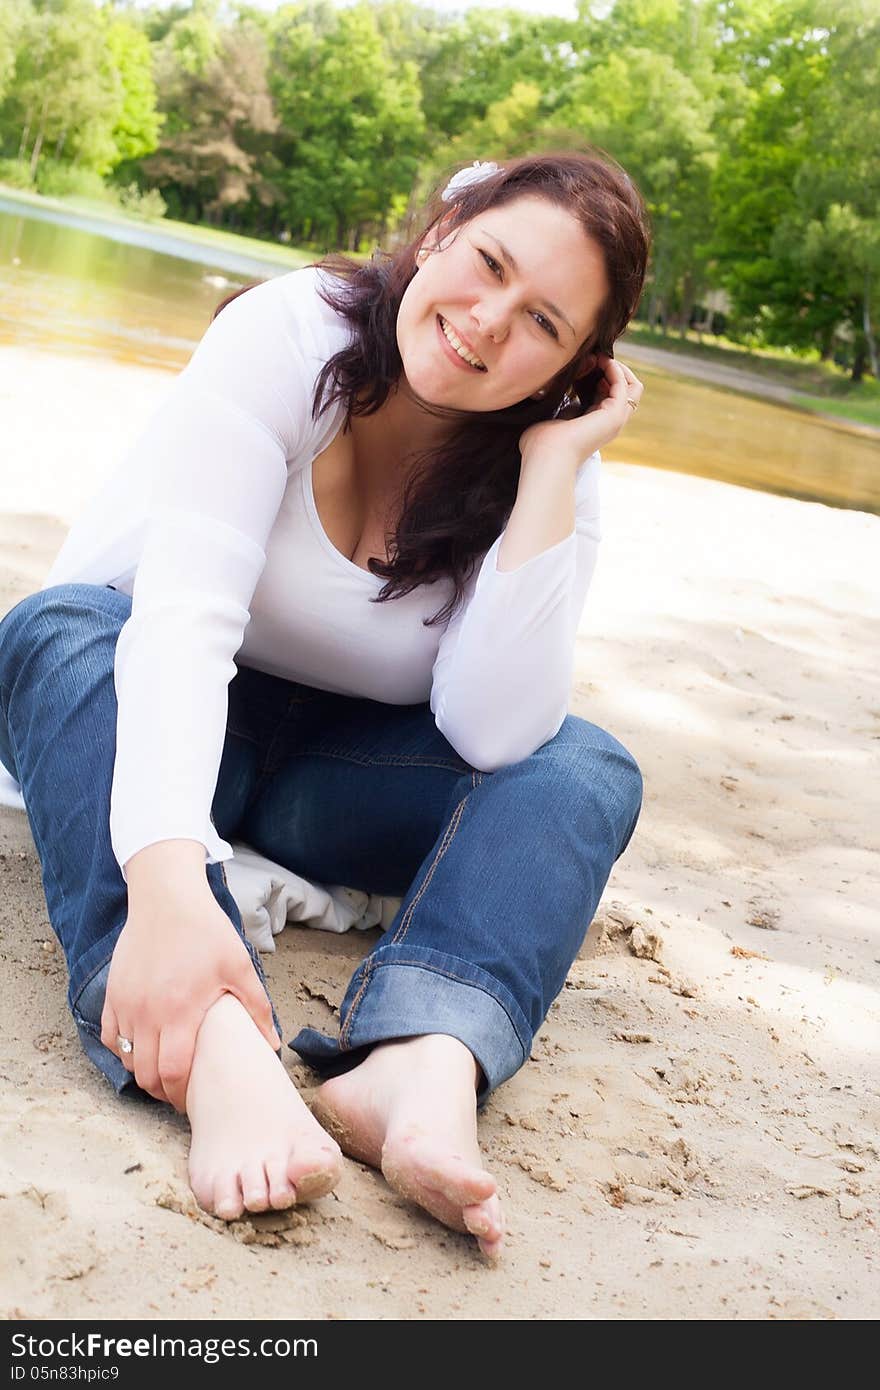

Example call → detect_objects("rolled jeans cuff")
289 943 531 1104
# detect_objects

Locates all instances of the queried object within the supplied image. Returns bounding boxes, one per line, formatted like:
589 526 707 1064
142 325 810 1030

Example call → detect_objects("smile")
437 315 487 371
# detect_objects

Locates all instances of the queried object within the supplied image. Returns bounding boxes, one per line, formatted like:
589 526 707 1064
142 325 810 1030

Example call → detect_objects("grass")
624 322 880 429
790 393 880 429
0 182 315 271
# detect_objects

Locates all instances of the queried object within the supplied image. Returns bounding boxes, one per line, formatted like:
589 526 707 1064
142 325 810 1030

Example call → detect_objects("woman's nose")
471 300 510 343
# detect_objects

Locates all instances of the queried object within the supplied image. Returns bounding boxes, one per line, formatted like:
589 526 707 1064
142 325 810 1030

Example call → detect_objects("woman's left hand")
518 355 644 464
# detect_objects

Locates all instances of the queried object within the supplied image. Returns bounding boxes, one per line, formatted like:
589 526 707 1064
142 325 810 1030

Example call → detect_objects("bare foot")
186 994 343 1220
310 1034 504 1258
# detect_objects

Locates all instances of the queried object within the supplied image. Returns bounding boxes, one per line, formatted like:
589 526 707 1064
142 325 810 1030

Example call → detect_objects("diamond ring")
117 1035 134 1055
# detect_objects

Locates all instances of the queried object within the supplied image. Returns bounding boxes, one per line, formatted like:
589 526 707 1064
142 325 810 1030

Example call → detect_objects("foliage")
116 181 167 219
0 0 874 377
0 0 161 177
34 156 107 199
268 1 425 247
0 155 34 188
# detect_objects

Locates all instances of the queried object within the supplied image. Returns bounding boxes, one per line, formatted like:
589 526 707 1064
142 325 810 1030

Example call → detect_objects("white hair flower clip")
441 161 500 202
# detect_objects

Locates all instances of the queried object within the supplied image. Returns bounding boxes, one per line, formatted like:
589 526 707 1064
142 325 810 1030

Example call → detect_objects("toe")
188 1166 214 1216
463 1192 503 1239
289 1143 343 1201
240 1162 271 1213
413 1149 496 1208
212 1173 245 1222
265 1156 297 1210
465 1193 504 1256
478 1231 504 1260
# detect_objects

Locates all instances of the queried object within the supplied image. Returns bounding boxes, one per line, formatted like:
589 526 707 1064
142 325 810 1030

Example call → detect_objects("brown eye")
480 249 558 338
534 313 558 339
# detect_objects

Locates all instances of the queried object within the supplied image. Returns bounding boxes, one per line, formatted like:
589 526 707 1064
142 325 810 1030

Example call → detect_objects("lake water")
1 199 878 514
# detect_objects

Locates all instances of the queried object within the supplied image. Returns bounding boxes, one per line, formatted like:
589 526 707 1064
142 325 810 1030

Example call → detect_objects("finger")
602 359 631 403
233 972 281 1052
101 1006 136 1073
130 1026 168 1103
157 1024 200 1114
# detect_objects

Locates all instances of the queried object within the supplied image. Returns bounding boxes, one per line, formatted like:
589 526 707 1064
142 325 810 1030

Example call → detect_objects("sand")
1 345 878 1321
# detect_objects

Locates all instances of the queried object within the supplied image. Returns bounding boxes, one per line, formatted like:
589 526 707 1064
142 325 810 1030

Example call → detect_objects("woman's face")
396 193 609 413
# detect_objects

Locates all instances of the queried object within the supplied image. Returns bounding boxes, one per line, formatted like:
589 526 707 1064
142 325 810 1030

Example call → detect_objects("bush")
0 158 35 190
116 182 167 220
35 160 107 200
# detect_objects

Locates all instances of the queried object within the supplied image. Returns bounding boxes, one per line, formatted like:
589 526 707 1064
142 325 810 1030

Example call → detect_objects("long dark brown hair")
216 150 650 626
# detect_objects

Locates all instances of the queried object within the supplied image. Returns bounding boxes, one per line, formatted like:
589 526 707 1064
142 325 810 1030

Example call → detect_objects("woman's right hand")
100 881 280 1113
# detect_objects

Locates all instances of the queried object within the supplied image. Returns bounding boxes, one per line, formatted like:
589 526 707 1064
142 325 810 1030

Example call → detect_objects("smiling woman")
284 150 651 625
0 148 650 1261
403 197 609 397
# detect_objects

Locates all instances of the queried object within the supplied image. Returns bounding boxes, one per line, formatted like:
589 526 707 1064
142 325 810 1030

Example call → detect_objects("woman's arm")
430 357 643 772
496 450 578 572
429 454 600 772
91 270 338 1104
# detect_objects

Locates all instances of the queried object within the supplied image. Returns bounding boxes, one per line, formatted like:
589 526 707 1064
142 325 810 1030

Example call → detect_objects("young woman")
0 152 649 1260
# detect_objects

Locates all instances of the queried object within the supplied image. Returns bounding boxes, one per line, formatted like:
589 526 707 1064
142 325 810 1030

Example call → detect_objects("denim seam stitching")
391 767 482 948
340 959 375 1046
340 773 481 1044
391 796 468 947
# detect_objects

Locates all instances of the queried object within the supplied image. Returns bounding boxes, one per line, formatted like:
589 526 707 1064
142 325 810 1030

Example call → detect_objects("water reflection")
0 203 265 369
604 363 880 513
1 202 878 514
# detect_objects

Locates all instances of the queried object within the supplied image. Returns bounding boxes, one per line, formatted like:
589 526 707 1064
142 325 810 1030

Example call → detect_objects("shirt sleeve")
429 452 601 772
109 272 324 881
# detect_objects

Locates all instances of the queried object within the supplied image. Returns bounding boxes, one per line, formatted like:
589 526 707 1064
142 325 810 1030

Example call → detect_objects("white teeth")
439 316 485 370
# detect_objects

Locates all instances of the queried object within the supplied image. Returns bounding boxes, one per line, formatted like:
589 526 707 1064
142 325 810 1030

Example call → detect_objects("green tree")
141 11 278 225
0 0 33 109
105 13 162 165
269 1 424 247
0 0 160 177
710 0 878 374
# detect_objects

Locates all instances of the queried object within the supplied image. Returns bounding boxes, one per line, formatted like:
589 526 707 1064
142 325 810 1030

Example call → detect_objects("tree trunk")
28 94 50 179
851 344 866 383
28 128 45 179
18 109 32 163
678 272 695 341
863 274 879 380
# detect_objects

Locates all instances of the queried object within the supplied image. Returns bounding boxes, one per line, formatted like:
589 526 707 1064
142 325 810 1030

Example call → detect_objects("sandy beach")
1 344 878 1321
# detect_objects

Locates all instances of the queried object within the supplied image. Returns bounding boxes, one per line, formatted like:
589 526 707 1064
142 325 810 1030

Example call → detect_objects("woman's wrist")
518 439 583 475
125 838 212 904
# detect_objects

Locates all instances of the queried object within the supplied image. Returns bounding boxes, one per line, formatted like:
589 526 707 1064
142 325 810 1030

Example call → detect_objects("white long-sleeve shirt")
33 266 602 881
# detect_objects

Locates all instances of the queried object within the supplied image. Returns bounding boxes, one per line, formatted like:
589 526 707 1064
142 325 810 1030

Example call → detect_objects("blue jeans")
0 583 642 1104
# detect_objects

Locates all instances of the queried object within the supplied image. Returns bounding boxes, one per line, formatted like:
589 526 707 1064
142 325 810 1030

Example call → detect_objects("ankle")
372 1033 479 1087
